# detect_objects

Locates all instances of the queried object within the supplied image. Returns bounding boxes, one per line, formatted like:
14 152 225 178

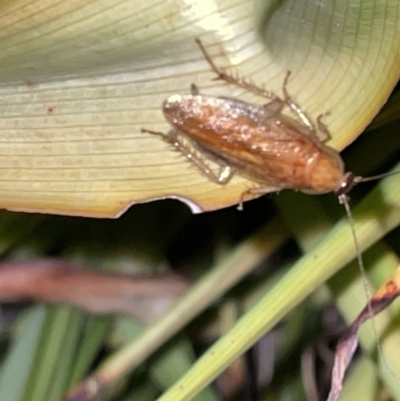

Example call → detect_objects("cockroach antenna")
336 175 376 354
335 169 400 298
335 169 400 381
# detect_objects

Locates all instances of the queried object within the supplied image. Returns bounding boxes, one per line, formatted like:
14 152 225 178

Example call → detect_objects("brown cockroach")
142 38 398 393
142 38 389 210
142 38 397 315
141 38 397 300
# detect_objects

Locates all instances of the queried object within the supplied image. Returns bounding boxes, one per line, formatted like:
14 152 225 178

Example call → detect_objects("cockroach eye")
335 172 356 197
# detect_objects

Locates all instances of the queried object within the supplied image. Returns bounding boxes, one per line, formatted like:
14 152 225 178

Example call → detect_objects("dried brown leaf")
327 265 400 401
0 260 189 323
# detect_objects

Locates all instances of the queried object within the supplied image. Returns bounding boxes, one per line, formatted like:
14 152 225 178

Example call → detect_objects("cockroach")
142 38 398 393
142 38 393 214
142 38 399 290
143 41 397 290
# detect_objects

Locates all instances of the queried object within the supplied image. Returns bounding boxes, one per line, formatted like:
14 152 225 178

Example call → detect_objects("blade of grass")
0 306 47 401
65 218 289 400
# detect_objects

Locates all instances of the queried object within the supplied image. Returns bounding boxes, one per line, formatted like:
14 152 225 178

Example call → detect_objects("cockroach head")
335 171 357 200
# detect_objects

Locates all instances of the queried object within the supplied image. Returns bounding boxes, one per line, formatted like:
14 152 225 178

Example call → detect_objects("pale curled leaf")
0 0 398 217
0 260 189 323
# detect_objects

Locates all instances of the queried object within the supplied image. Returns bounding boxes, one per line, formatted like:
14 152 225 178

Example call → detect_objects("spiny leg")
195 38 283 103
237 186 282 211
141 128 236 184
281 71 316 134
263 98 286 114
190 83 199 95
315 111 331 142
281 72 333 142
195 39 327 141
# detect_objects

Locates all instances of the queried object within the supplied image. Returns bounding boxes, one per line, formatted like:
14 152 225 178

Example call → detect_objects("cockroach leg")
195 38 282 103
195 38 327 141
141 128 166 139
190 83 199 95
141 128 236 184
238 186 282 211
263 99 286 114
281 71 316 134
316 112 332 142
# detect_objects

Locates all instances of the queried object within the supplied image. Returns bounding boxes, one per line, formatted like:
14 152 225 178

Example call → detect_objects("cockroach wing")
163 95 344 193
